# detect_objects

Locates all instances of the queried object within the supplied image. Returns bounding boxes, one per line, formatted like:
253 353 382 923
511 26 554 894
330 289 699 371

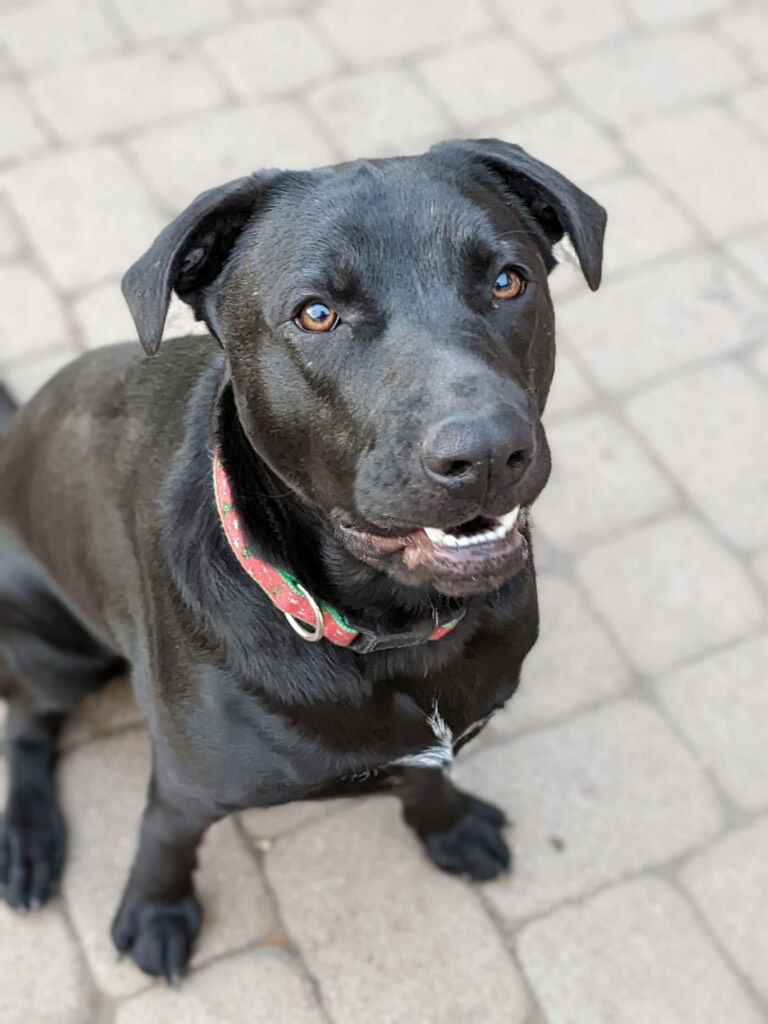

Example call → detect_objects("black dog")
0 139 605 980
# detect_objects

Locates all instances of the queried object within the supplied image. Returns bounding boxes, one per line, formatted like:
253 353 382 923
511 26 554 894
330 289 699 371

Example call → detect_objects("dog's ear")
122 173 279 355
430 138 607 291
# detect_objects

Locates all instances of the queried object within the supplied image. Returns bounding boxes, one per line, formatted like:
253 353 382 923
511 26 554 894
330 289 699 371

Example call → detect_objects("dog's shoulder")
0 333 221 558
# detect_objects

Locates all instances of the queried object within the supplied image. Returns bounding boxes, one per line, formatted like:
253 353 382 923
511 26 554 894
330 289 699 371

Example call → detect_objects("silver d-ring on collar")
283 581 325 642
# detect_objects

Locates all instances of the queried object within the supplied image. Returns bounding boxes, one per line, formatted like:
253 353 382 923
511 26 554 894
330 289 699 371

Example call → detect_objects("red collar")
212 450 462 652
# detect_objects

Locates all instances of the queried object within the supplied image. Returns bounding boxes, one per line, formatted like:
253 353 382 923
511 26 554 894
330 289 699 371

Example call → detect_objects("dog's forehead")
329 159 484 235
253 158 513 268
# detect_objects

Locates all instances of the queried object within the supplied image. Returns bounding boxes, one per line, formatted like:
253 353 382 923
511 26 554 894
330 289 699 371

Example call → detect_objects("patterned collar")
212 450 463 653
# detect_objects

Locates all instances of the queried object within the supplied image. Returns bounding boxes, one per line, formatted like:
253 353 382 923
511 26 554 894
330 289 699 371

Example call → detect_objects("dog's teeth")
500 505 521 531
456 528 496 547
424 526 446 543
425 508 521 549
425 527 459 547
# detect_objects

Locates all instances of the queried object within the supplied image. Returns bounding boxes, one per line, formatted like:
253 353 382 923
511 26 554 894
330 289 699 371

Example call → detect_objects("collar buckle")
282 581 325 642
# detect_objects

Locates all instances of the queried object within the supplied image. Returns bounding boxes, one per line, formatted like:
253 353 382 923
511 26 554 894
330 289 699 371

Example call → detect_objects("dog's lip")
337 506 527 565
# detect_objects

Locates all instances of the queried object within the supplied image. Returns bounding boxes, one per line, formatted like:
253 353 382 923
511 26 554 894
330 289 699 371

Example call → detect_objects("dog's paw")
0 793 65 911
111 891 202 982
423 796 511 881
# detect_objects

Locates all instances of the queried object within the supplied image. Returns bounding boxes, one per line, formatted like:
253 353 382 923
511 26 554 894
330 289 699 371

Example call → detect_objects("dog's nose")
420 409 534 495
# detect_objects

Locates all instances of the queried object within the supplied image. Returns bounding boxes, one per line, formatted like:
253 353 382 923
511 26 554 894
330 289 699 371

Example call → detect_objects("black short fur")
0 140 605 980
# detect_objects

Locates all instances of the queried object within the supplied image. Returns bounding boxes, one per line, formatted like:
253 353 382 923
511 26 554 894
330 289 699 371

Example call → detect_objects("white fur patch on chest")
392 705 454 771
340 706 494 783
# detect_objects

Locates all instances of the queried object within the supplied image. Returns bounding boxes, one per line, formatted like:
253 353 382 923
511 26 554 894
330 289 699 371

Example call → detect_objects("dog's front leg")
396 766 511 881
111 765 220 982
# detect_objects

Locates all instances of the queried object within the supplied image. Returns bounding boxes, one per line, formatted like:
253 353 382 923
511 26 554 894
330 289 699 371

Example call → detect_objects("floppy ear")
430 138 607 291
122 173 278 355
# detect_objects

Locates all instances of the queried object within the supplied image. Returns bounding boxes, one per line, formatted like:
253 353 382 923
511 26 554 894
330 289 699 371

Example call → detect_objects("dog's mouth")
336 506 528 595
420 507 522 552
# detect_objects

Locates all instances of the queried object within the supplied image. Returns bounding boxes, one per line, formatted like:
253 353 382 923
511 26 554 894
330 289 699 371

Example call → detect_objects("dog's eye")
295 301 340 333
492 269 525 300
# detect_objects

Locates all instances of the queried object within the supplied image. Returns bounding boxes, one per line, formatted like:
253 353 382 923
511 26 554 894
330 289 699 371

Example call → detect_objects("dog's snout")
420 408 534 496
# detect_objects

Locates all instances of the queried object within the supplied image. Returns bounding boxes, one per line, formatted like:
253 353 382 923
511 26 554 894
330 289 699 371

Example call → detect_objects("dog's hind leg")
0 690 66 910
396 766 511 881
0 545 125 911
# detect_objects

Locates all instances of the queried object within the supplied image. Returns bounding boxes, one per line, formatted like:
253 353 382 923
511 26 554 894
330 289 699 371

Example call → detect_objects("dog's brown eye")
492 269 525 300
296 301 339 333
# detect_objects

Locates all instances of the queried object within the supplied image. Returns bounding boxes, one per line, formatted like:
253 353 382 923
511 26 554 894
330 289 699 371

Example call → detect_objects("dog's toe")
424 799 511 881
0 801 64 911
464 794 507 829
112 892 201 981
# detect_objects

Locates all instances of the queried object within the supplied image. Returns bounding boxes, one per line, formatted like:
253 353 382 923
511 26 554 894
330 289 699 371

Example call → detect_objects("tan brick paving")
201 14 342 98
626 107 768 238
494 574 632 737
30 46 227 141
416 36 556 127
2 145 164 289
750 339 768 379
494 0 627 57
312 0 493 65
516 876 764 1024
0 81 48 162
535 409 676 549
455 700 723 921
560 31 747 128
656 635 768 810
626 0 732 26
0 901 95 1024
108 0 235 41
1 1 767 1021
0 199 21 259
753 548 768 594
540 346 596 420
0 264 68 360
113 948 328 1024
681 817 768 1002
729 229 768 289
556 253 768 391
732 80 768 134
128 99 337 207
0 0 121 72
575 514 764 673
626 363 768 547
718 5 768 71
305 66 450 159
266 797 531 1024
584 173 699 277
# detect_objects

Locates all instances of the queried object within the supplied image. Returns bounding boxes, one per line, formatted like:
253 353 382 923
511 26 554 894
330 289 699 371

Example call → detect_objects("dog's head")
123 140 605 597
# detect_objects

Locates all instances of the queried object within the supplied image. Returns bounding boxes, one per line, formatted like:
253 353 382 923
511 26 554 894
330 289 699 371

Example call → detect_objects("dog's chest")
336 688 499 784
387 703 492 771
